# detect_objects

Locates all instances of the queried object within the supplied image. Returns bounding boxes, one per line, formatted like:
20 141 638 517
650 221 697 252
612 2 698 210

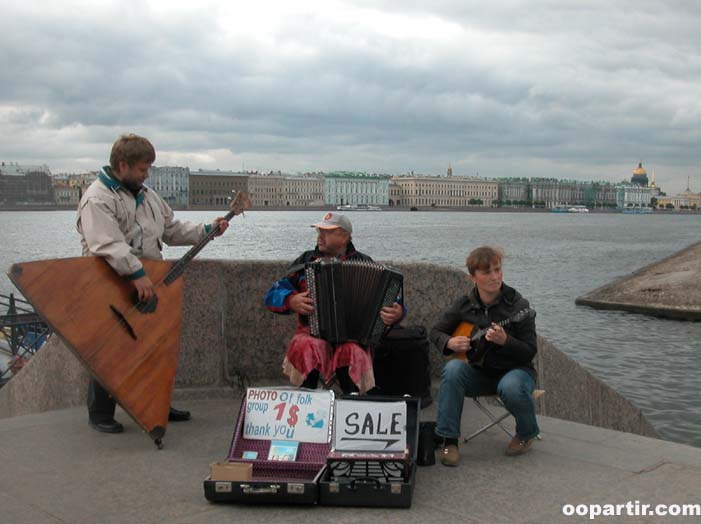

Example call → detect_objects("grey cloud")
0 1 699 193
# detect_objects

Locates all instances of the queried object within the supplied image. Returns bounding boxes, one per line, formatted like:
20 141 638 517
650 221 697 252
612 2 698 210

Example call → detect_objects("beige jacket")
77 166 208 280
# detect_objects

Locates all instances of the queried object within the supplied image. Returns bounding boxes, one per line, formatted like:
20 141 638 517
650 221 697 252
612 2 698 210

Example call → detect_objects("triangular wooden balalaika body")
9 257 183 445
7 191 251 448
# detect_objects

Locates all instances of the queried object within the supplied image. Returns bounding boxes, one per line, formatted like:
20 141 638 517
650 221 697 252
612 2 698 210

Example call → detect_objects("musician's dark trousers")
87 379 116 423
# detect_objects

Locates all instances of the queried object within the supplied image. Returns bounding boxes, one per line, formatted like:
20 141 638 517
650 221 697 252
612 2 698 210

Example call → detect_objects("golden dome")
633 162 647 176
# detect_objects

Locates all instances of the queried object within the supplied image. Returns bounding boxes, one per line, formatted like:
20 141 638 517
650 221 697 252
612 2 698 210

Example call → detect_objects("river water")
1 210 700 446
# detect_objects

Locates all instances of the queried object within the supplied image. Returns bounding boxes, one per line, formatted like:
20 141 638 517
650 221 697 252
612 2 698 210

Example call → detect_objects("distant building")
616 184 660 208
488 178 623 208
631 162 649 187
324 173 390 206
0 163 51 177
531 179 590 207
51 172 97 205
525 179 618 208
283 175 324 207
649 170 658 190
52 183 81 206
388 180 402 207
0 162 54 206
497 179 530 204
582 182 618 207
149 166 190 208
656 178 700 209
391 175 497 207
189 170 249 208
66 171 98 189
247 174 285 207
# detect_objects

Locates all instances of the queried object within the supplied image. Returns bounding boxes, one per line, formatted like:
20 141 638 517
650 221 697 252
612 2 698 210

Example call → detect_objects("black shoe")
300 369 320 389
89 419 124 433
168 407 191 422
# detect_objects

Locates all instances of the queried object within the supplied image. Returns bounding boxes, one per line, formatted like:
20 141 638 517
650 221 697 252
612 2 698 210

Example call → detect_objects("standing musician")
430 246 539 465
264 212 404 394
77 133 229 434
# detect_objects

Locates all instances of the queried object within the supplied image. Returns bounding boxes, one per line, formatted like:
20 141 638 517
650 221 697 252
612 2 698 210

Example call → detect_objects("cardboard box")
210 462 252 482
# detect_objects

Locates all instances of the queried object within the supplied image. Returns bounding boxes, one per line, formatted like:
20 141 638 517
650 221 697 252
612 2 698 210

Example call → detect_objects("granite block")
178 261 227 387
538 337 595 426
0 335 88 418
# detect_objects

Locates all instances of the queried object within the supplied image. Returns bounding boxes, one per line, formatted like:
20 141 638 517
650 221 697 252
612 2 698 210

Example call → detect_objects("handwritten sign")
243 388 333 443
333 400 407 452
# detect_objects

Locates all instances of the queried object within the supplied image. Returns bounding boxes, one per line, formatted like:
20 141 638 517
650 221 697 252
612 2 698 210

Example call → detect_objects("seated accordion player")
304 259 403 346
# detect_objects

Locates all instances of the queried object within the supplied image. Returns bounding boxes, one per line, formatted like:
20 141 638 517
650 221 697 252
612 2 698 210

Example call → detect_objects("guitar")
450 308 535 363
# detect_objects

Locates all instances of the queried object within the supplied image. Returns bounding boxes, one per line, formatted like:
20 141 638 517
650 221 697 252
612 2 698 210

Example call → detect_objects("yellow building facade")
391 176 498 207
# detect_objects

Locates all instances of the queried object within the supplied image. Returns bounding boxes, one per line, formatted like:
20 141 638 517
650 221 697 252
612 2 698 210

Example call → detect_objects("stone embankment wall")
0 261 657 438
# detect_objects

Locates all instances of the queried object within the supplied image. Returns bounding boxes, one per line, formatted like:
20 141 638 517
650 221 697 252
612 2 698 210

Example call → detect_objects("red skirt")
282 325 375 393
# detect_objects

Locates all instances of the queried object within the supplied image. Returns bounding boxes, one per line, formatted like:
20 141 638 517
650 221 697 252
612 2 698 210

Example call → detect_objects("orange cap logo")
324 212 333 220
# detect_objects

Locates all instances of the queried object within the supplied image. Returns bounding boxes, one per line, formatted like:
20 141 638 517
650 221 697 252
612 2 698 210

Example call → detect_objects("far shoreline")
0 205 699 215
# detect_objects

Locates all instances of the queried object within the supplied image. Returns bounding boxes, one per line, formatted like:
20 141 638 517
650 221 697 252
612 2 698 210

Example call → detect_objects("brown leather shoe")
440 444 460 466
505 435 535 456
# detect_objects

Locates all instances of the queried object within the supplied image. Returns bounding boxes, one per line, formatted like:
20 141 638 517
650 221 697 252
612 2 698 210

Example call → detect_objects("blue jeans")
436 359 539 440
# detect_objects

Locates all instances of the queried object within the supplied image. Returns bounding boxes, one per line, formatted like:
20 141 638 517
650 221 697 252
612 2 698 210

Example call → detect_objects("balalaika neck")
162 208 236 285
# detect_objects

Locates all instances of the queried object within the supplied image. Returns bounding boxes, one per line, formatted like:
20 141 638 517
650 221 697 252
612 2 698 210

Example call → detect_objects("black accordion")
305 259 403 346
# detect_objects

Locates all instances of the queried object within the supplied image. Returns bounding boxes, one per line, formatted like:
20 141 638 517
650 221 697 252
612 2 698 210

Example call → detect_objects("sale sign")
243 388 333 443
333 400 407 452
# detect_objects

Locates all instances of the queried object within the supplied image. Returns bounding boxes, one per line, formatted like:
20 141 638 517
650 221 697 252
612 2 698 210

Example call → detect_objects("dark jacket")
430 283 537 378
264 241 373 318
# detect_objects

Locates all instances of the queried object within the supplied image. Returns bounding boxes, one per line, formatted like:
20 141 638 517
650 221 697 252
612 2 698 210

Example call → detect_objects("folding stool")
463 389 545 443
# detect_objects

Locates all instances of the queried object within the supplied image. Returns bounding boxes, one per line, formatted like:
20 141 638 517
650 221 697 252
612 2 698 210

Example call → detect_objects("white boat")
336 204 382 211
551 205 589 213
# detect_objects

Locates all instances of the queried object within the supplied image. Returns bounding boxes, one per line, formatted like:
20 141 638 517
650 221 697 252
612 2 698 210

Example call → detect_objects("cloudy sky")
1 0 699 194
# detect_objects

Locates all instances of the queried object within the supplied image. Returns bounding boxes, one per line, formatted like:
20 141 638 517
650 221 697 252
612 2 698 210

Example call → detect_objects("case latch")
287 483 305 494
214 482 232 493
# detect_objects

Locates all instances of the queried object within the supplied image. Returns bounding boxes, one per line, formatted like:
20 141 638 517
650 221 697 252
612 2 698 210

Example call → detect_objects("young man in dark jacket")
430 246 538 465
264 212 403 394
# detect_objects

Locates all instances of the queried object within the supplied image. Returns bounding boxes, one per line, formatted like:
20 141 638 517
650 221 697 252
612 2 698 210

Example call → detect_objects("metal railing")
0 292 51 386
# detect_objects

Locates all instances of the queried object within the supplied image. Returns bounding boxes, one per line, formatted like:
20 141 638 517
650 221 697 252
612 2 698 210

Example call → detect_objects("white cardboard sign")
243 388 333 443
333 400 407 452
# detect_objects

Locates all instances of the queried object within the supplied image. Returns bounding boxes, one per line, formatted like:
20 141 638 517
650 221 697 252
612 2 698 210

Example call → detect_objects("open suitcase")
318 395 420 508
204 388 334 505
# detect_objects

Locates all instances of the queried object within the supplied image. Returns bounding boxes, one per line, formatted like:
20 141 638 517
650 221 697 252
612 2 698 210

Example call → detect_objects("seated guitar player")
429 246 539 465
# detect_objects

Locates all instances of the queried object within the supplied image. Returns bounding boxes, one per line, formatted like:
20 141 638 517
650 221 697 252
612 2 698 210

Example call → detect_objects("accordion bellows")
305 260 403 346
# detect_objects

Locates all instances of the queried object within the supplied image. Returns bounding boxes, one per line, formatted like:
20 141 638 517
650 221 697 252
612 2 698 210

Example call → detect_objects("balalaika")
305 259 403 346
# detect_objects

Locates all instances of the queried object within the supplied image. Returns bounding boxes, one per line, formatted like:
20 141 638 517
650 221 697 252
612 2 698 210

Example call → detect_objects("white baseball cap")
311 212 352 233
